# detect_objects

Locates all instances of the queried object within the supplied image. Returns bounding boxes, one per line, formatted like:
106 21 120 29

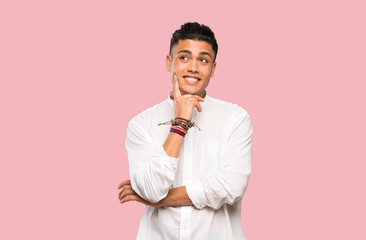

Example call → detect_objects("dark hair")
170 22 218 61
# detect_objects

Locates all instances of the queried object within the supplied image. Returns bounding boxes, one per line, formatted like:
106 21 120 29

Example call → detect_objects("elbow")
130 175 170 203
234 175 250 200
208 188 248 210
144 190 169 204
208 177 250 210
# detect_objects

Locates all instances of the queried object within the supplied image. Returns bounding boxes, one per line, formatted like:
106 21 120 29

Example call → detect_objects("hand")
118 180 160 207
173 74 204 120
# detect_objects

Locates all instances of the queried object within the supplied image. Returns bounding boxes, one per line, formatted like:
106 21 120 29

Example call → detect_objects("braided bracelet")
158 118 201 131
171 125 188 134
170 127 186 137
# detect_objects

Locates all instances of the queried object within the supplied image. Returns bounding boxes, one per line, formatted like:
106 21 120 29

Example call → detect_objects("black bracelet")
175 117 191 122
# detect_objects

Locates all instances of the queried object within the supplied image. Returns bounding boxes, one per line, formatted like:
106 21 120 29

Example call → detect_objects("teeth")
185 77 199 82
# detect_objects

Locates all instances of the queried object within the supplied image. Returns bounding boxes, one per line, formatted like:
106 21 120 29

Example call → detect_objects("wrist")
176 115 192 121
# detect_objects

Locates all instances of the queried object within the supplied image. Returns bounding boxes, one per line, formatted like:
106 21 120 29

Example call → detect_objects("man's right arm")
126 120 180 203
127 75 203 204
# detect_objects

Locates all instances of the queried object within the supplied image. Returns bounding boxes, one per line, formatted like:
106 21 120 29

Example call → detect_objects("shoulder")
207 96 253 137
207 96 250 120
128 99 171 128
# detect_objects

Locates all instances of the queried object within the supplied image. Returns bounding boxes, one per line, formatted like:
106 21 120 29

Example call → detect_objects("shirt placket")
179 122 194 240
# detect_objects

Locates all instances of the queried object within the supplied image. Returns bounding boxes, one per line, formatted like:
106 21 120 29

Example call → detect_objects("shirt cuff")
157 145 179 172
186 181 207 209
158 145 179 161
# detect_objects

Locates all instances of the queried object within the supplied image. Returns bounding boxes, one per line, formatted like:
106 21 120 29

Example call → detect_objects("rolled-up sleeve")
126 120 179 203
186 111 252 210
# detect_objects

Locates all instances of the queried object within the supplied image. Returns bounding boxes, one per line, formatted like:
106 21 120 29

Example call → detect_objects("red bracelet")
170 128 186 137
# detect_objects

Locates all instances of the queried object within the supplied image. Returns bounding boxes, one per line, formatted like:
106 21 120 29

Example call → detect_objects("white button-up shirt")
126 95 253 240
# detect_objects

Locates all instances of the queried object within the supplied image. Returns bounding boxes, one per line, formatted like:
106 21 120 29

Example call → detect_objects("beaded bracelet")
158 118 201 131
172 122 189 131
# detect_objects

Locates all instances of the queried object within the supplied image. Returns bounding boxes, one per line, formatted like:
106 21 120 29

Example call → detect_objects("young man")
118 22 253 240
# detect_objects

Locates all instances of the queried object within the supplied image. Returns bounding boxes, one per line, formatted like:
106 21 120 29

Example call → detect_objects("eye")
200 58 208 63
180 56 188 61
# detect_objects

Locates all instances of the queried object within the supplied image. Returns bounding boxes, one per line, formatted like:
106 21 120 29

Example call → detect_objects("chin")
181 85 200 94
181 89 199 95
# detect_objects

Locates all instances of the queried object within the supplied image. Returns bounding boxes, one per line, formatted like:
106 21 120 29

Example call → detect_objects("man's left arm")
186 111 252 209
119 182 192 207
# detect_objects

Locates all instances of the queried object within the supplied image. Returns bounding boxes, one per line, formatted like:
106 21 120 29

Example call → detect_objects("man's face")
166 39 216 97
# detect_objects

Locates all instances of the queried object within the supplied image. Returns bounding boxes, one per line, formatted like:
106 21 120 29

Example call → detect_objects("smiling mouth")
183 76 201 83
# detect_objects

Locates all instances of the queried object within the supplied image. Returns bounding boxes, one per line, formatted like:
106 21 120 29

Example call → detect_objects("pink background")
1 0 365 239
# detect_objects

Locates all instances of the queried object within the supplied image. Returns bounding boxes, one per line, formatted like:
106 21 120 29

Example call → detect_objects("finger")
120 194 156 207
117 179 131 189
119 188 135 200
180 96 203 112
182 94 204 102
119 188 136 200
193 101 202 112
120 194 140 204
173 74 181 98
194 95 204 102
118 185 132 198
121 194 150 205
119 185 132 198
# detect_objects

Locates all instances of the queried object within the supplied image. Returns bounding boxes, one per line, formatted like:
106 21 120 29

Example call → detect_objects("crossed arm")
118 113 252 209
118 112 252 209
118 180 192 208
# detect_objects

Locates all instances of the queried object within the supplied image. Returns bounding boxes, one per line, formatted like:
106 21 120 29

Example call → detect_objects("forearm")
156 130 190 206
163 131 184 158
156 186 193 207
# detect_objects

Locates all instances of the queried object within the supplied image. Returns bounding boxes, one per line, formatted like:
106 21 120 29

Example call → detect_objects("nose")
188 59 199 73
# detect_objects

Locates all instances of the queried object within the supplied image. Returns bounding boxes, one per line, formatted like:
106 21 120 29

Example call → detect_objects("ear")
210 62 217 78
166 54 172 72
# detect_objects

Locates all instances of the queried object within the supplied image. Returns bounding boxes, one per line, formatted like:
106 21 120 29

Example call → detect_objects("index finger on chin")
173 74 181 98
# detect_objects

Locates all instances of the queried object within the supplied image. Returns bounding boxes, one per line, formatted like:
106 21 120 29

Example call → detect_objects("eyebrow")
177 50 212 58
